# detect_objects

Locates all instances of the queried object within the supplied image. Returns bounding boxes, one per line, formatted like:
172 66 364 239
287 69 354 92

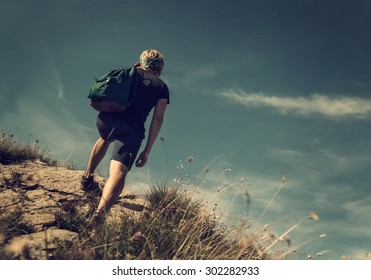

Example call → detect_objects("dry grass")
0 132 44 164
0 131 73 168
46 183 267 260
0 133 324 260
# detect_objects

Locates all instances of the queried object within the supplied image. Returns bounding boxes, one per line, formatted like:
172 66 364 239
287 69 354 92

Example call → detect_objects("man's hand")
135 151 149 167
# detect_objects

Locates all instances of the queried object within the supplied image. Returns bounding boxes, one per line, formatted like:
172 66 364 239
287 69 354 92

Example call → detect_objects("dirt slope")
0 160 147 259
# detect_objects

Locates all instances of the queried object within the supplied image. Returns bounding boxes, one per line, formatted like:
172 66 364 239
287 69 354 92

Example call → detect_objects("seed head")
281 175 287 183
316 250 331 256
262 232 276 240
308 211 320 221
263 224 270 230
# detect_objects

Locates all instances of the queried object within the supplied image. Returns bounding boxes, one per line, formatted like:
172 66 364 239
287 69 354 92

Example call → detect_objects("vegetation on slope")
1 131 323 260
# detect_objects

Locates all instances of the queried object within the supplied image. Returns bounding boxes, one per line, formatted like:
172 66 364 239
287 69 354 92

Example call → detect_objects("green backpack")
88 66 138 112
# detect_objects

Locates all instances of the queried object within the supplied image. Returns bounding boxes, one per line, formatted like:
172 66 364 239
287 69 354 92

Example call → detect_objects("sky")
1 0 371 260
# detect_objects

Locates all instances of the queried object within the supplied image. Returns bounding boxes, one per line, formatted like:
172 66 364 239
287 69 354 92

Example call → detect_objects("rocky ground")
0 160 147 259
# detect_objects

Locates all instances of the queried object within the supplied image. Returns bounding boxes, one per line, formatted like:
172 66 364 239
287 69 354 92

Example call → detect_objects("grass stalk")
256 176 286 223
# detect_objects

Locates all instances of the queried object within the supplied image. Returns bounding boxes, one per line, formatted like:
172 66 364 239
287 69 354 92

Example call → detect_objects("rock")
0 160 148 259
5 227 78 259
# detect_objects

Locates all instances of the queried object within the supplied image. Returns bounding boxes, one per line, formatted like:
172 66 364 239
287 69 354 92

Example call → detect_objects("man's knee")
98 137 111 145
110 160 129 174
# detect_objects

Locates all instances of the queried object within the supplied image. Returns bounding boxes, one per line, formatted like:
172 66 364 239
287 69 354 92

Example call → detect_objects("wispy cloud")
168 66 217 95
343 196 371 225
220 90 371 119
1 69 94 168
46 47 65 100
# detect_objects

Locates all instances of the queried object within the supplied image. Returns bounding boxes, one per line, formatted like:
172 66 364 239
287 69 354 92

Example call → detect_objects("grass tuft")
0 132 42 164
44 183 267 260
0 131 64 167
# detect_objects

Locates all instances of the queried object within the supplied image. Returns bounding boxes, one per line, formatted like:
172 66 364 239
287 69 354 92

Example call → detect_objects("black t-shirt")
121 68 170 138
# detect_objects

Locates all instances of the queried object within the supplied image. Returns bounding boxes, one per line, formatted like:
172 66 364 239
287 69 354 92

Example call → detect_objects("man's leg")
96 159 129 214
84 137 111 178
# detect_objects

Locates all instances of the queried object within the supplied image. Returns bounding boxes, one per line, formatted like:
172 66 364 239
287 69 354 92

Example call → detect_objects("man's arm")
135 98 168 167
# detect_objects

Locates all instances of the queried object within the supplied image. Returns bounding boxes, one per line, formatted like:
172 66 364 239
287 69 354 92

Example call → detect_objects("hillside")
0 135 266 260
0 160 148 259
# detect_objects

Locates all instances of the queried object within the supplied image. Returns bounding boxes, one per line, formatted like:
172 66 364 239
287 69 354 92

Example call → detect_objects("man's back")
122 67 169 137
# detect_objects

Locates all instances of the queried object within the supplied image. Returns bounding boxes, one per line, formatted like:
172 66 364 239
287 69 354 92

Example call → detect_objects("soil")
0 160 147 259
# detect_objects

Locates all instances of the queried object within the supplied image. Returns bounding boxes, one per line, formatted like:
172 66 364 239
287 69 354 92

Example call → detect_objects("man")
82 49 169 225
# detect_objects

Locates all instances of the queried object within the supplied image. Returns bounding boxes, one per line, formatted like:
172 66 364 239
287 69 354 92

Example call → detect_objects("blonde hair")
139 49 164 75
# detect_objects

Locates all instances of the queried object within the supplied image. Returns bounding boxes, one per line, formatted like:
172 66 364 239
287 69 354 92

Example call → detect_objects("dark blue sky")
1 0 371 259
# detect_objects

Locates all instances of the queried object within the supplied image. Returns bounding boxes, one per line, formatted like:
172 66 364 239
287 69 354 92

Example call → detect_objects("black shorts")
96 112 143 170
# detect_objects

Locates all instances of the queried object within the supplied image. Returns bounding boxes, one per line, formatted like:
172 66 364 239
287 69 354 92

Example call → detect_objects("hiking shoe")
90 211 105 226
89 211 105 231
83 211 106 239
81 175 101 194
